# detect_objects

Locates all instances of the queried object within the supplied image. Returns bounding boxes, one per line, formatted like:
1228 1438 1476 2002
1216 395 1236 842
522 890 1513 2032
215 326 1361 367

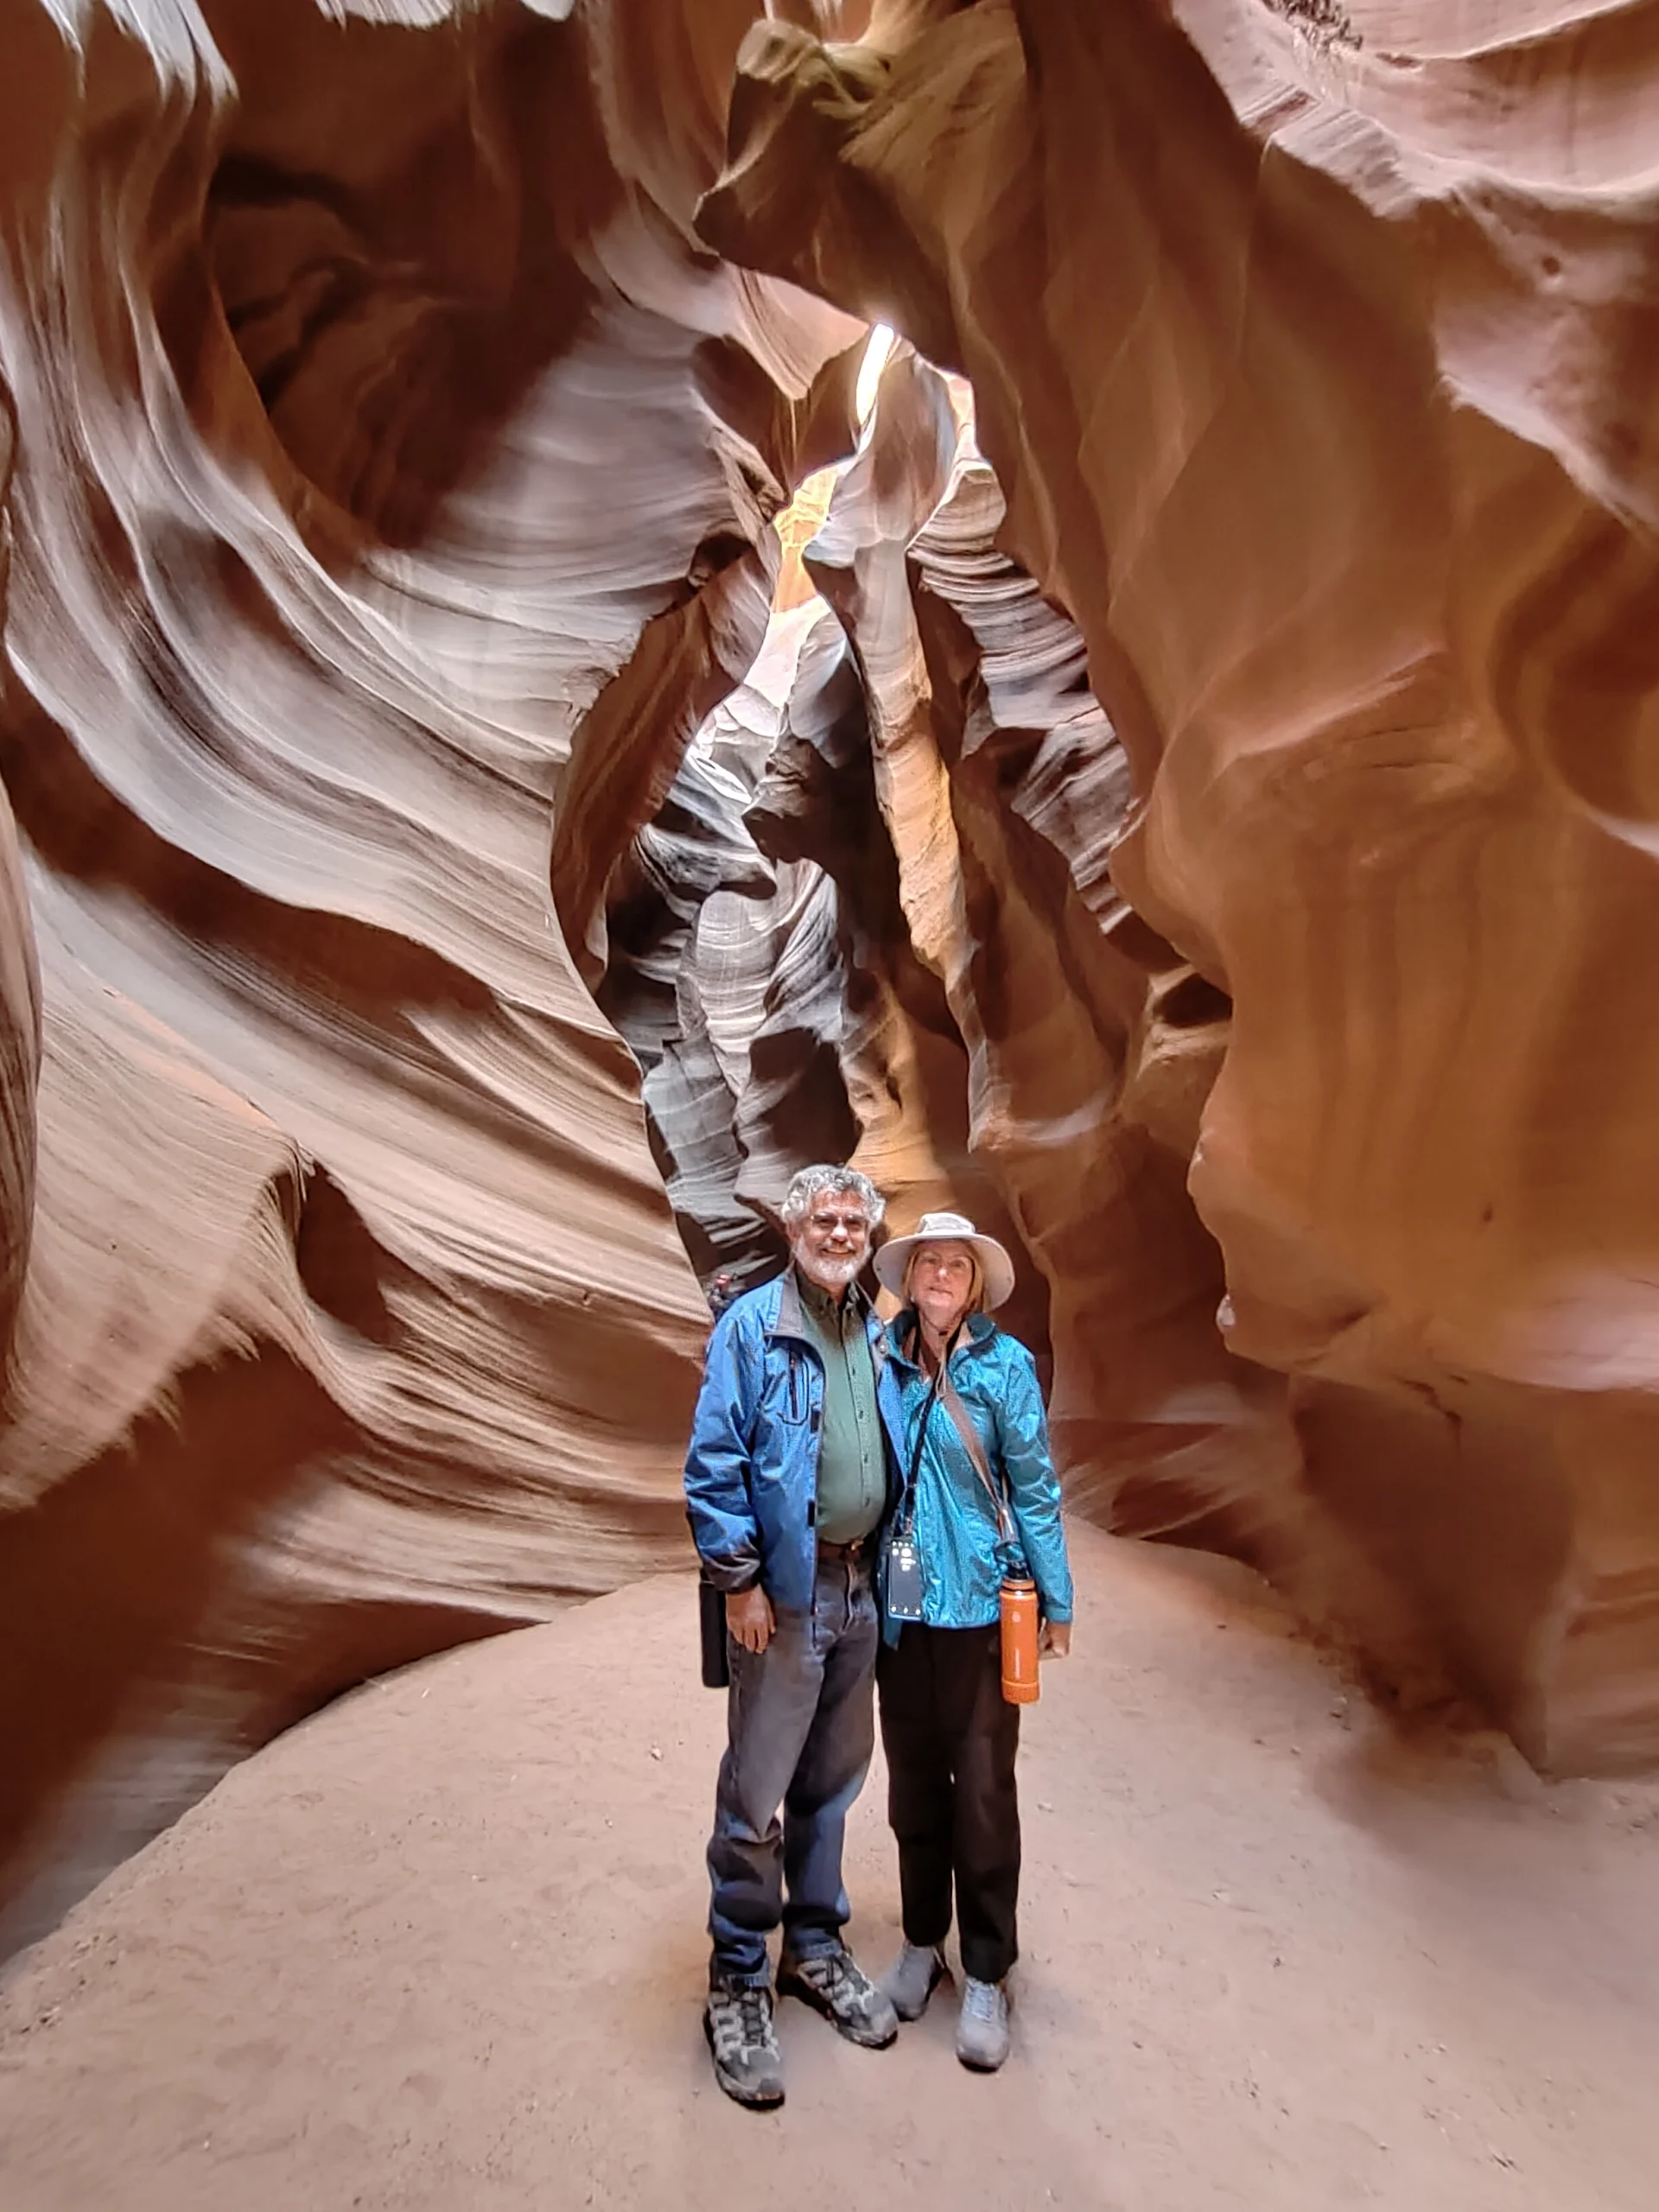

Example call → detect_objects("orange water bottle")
1000 1576 1040 1704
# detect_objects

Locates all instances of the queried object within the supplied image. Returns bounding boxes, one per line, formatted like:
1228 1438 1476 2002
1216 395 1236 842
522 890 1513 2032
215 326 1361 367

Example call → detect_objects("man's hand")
1040 1620 1072 1659
727 1586 775 1655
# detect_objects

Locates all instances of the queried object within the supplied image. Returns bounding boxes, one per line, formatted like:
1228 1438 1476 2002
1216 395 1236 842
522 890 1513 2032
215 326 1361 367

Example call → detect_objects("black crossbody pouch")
884 1347 950 1624
884 1531 925 1622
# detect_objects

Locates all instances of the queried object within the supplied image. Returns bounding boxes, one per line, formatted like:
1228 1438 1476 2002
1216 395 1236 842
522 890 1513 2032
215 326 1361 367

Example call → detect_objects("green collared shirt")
796 1268 887 1544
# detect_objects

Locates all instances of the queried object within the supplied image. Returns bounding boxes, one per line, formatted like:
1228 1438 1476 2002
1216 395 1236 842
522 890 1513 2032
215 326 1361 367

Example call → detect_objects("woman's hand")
1039 1619 1072 1659
727 1586 775 1654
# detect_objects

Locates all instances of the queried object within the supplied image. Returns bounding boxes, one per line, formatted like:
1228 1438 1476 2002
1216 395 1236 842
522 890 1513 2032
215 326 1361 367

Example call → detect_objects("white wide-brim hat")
874 1211 1017 1311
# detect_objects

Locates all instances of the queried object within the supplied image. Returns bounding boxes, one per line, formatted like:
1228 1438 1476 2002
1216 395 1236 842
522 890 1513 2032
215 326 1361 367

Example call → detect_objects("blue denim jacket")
683 1270 909 1614
880 1311 1074 1637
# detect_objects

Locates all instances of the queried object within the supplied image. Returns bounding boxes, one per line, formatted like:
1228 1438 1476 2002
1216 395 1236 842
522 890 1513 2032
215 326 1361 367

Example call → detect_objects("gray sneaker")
881 1940 947 2022
704 1980 785 2108
956 1976 1011 2071
778 1944 899 2049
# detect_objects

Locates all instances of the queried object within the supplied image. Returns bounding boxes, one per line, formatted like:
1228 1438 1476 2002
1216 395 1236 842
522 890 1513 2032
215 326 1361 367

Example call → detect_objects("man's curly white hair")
779 1164 887 1235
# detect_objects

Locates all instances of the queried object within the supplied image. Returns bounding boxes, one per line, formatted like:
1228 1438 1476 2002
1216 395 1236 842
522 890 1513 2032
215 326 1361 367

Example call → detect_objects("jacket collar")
884 1306 998 1375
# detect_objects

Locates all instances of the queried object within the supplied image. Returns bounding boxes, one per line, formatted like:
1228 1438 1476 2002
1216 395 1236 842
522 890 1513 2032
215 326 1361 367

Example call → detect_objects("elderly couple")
683 1163 1074 2110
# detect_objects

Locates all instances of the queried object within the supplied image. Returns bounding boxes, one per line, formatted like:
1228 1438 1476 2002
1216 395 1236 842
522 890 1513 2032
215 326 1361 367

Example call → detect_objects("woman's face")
911 1242 976 1337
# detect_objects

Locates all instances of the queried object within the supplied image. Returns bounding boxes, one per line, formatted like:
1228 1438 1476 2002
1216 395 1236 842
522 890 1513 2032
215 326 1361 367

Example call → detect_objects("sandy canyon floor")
2 1523 1656 2211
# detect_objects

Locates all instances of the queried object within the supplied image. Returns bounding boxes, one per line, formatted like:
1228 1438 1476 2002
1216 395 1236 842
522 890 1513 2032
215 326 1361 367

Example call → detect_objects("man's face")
791 1194 872 1294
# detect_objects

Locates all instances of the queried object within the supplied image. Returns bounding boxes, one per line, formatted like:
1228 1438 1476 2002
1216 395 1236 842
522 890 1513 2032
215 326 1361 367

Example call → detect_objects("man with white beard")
684 1164 907 2109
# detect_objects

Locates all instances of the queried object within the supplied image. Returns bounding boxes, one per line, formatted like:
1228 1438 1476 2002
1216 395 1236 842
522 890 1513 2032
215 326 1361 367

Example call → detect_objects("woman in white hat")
871 1211 1073 2071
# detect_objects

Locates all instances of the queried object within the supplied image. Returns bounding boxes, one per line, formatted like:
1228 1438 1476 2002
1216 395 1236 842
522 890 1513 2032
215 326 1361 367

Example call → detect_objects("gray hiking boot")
703 1980 785 2109
956 1976 1011 2071
778 1943 899 2049
881 1940 947 2022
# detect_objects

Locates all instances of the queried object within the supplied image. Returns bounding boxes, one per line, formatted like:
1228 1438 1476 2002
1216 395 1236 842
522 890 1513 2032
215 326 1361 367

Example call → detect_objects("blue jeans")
707 1554 880 1987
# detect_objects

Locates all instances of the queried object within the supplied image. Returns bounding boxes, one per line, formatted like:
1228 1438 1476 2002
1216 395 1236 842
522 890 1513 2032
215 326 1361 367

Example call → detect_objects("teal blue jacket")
880 1310 1074 1637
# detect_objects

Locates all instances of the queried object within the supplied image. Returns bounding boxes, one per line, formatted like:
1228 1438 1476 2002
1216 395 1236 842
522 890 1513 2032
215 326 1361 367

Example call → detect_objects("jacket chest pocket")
766 1354 810 1427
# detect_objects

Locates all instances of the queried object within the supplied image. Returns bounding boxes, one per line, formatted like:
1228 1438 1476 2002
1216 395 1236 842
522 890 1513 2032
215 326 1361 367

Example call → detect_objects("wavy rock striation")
0 383 41 1375
698 0 1659 1770
7 0 1659 1958
616 339 1383 1637
0 0 861 1946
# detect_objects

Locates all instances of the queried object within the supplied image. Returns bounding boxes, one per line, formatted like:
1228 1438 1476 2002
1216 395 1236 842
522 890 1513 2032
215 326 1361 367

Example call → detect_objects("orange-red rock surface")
697 0 1659 1774
5 0 1659 1948
0 0 861 1947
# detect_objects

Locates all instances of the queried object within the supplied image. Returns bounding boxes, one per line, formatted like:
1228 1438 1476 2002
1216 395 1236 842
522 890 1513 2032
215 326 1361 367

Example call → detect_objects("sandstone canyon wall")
696 0 1659 1774
5 0 1659 1953
0 0 864 1949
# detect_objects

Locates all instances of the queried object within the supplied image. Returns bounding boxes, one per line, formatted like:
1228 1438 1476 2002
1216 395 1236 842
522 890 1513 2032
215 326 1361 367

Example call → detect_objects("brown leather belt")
817 1535 871 1563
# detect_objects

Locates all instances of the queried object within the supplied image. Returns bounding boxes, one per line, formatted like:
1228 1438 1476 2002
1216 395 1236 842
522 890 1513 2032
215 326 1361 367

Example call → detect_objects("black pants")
876 1623 1021 1985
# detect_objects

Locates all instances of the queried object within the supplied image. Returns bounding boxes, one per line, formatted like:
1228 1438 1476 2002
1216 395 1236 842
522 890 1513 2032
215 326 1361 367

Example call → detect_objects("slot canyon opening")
551 325 1238 1418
